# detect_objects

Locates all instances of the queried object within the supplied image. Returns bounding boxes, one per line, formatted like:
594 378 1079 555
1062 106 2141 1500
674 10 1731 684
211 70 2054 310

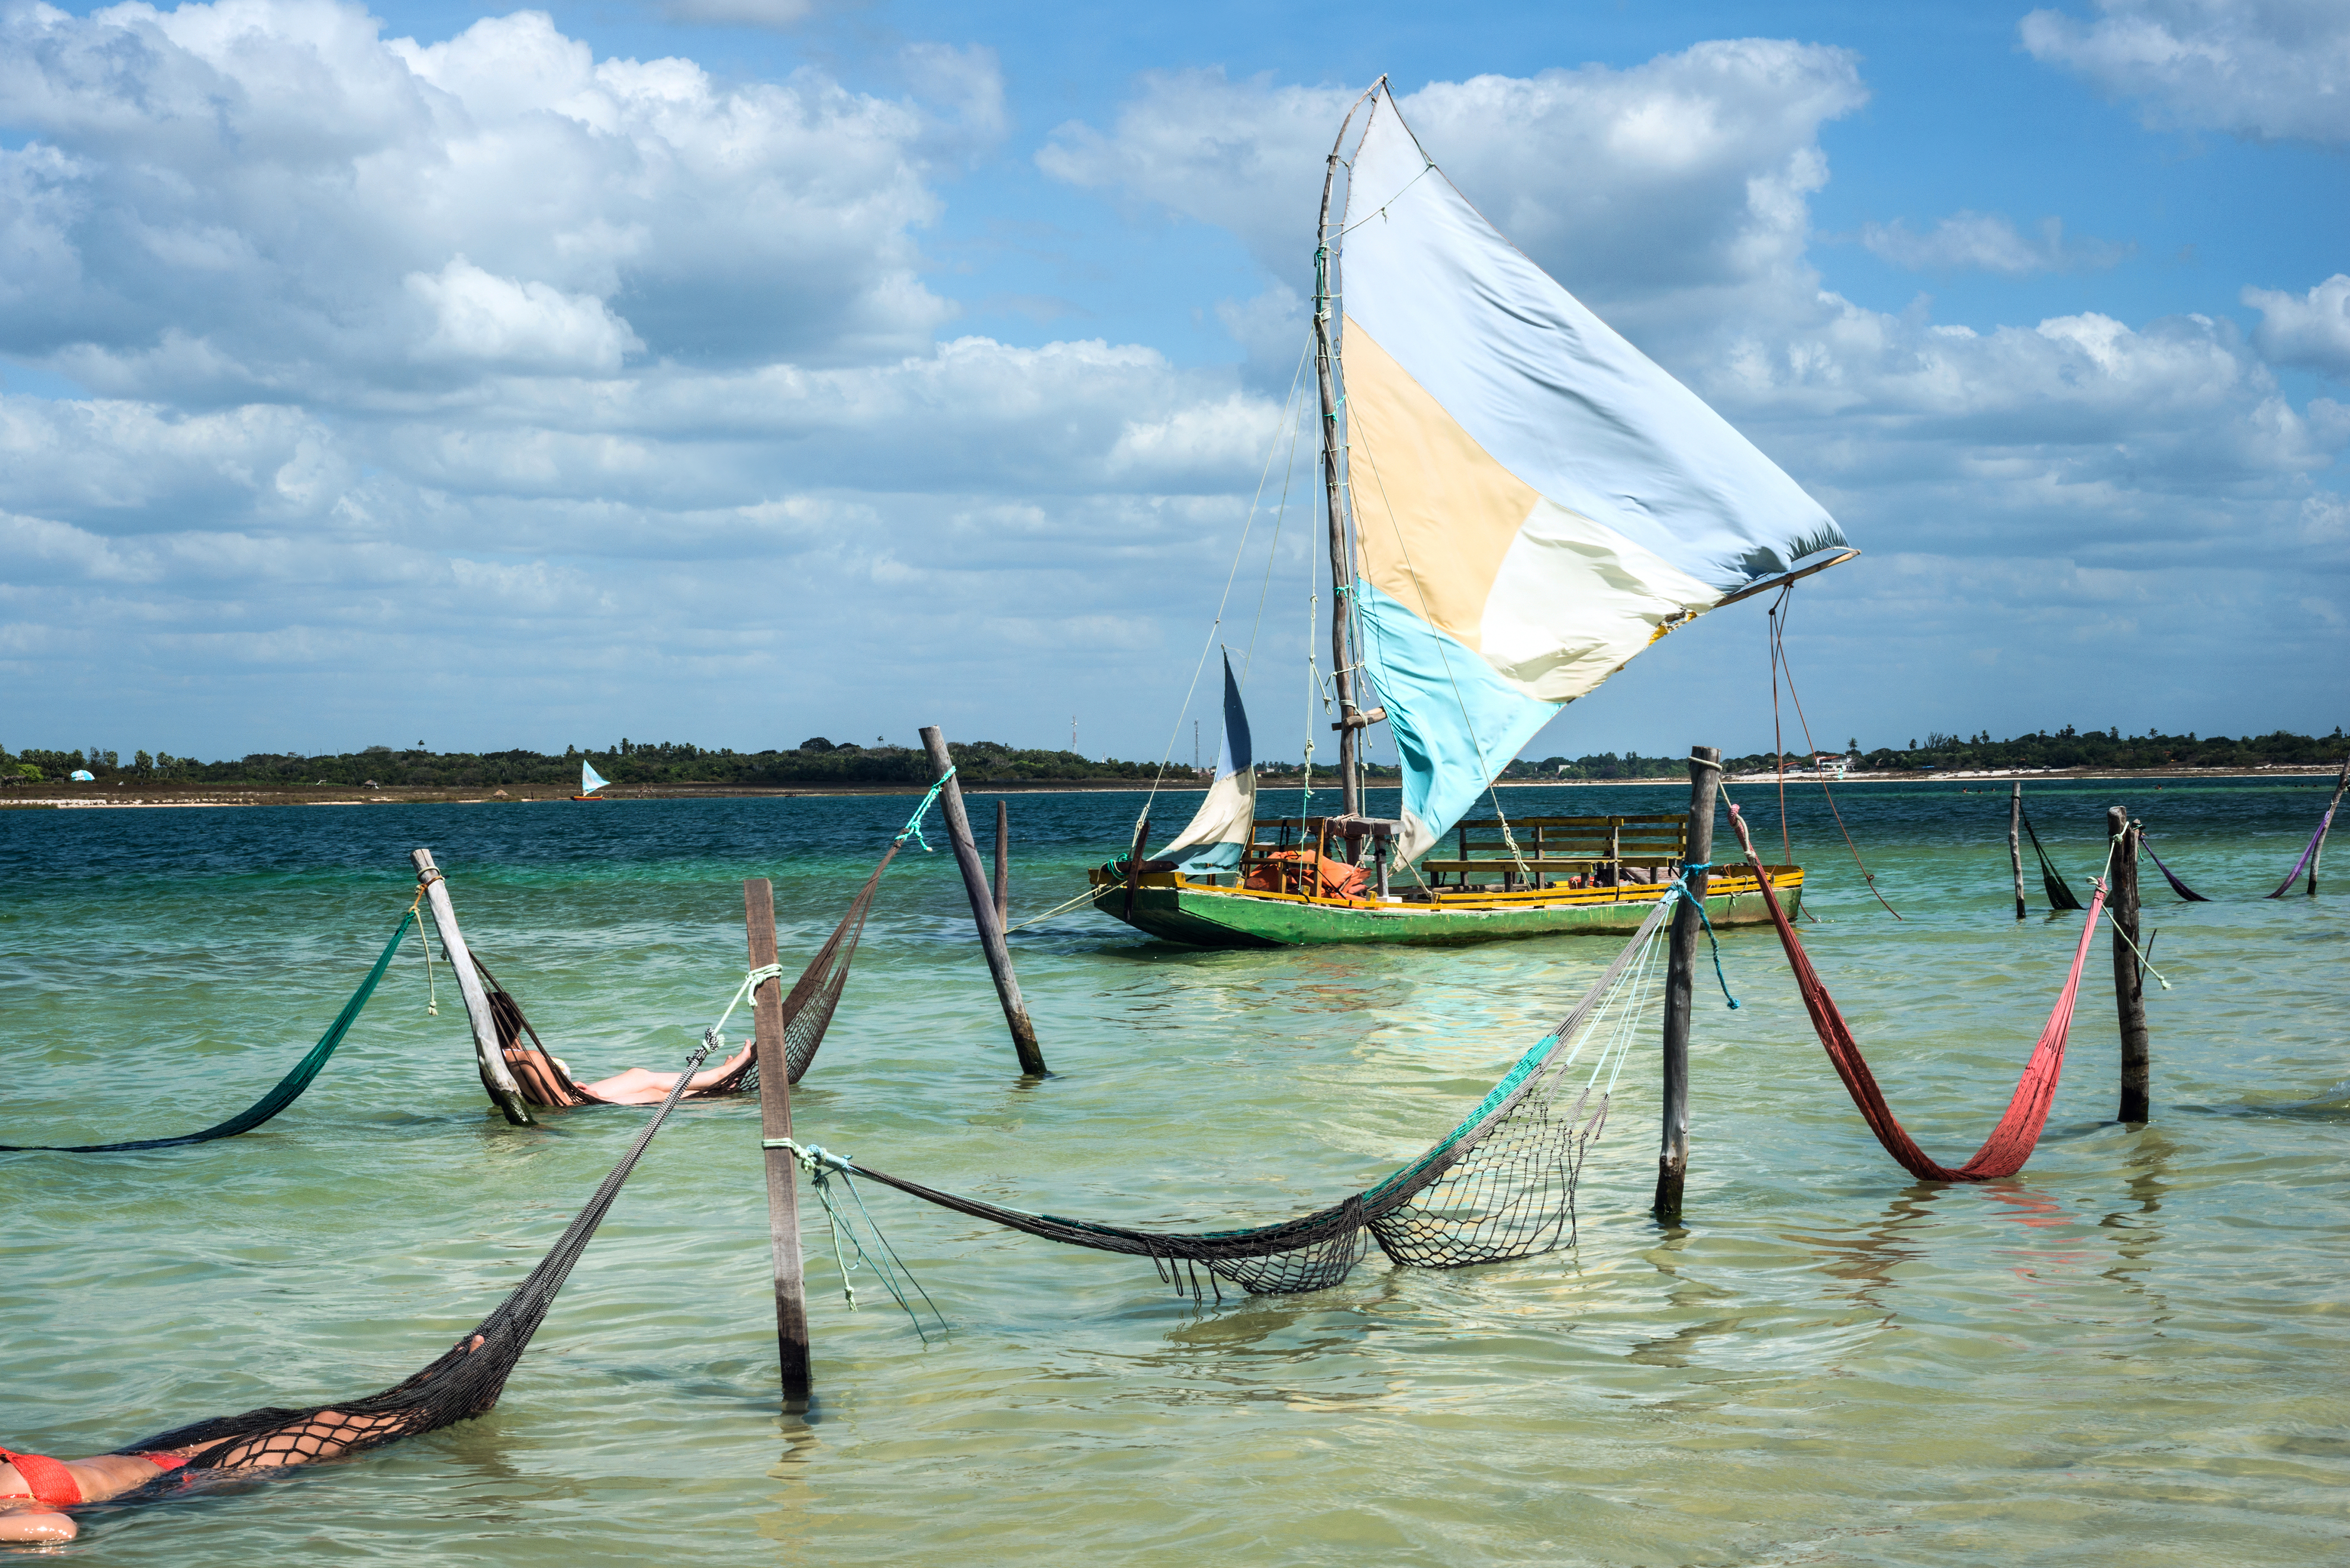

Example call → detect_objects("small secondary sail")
580 761 609 795
1155 652 1256 873
1337 87 1854 860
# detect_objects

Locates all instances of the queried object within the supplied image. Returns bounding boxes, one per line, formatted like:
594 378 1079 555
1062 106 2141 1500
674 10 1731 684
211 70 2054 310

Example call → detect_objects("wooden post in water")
745 878 812 1407
409 847 536 1127
2009 783 2028 922
993 799 1010 923
918 726 1048 1076
1654 746 1720 1223
2109 808 2151 1124
1122 814 1151 922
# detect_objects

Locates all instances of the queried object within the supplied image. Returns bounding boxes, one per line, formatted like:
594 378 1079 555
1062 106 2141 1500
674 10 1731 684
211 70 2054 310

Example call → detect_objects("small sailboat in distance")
572 761 609 802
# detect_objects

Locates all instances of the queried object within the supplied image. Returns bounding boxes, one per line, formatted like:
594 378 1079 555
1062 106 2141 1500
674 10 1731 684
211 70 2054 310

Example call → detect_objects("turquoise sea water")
3 778 2345 1566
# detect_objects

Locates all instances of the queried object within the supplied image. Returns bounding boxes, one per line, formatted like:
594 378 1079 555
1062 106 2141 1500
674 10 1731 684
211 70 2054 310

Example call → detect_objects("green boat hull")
1086 874 1801 949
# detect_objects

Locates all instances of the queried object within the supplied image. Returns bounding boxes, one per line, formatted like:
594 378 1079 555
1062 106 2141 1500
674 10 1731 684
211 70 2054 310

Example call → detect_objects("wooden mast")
1313 82 1381 828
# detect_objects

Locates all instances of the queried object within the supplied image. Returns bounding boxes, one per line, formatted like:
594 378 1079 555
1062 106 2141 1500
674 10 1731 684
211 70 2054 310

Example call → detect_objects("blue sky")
1 0 2344 765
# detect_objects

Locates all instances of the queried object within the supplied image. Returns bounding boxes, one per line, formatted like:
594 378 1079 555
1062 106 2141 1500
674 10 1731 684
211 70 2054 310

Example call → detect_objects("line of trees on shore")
0 737 1171 789
4 724 2340 790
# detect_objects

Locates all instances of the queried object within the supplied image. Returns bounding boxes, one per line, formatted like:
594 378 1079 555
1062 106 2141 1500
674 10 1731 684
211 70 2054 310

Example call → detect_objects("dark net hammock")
103 1041 711 1484
2020 806 2085 913
478 847 896 1109
1 910 416 1155
1727 805 2107 1182
788 896 1677 1296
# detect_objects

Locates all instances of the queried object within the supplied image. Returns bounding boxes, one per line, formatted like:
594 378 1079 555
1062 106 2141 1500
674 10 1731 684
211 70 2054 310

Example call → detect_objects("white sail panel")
1340 94 1847 597
580 761 608 793
1155 653 1257 873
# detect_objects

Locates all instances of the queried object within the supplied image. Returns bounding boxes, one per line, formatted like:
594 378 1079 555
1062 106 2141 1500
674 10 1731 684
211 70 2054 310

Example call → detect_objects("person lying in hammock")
502 1035 754 1107
0 1338 485 1544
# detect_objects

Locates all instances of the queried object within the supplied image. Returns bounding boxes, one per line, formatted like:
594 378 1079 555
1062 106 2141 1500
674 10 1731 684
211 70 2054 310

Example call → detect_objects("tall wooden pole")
409 848 535 1127
1313 85 1381 826
2311 756 2348 896
993 799 1010 923
746 878 811 1408
919 727 1048 1076
1654 746 1720 1223
2109 808 2151 1124
2009 782 2028 921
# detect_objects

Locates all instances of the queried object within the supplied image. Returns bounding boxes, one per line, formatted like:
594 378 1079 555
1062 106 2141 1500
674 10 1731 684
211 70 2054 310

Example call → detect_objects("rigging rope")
1725 805 2104 1182
1767 585 1899 918
1 909 417 1154
1141 333 1317 827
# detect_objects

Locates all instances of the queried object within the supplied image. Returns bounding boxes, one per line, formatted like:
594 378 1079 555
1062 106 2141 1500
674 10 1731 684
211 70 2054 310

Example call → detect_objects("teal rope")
896 766 956 852
766 1138 947 1343
1671 863 1741 1011
1 908 419 1153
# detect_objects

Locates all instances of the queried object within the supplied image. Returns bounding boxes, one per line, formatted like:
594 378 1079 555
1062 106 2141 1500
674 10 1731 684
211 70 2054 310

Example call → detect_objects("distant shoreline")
1 761 2339 811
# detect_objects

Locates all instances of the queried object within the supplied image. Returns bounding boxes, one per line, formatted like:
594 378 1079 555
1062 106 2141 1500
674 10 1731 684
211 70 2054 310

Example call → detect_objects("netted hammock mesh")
0 910 417 1155
794 896 1676 1297
106 1041 711 1482
479 847 896 1109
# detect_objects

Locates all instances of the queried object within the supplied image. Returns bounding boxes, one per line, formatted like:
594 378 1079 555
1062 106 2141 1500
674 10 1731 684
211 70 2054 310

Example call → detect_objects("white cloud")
1859 212 2129 276
1039 44 1868 345
405 257 643 372
2022 0 2350 143
0 28 2341 758
2245 275 2350 378
0 0 970 394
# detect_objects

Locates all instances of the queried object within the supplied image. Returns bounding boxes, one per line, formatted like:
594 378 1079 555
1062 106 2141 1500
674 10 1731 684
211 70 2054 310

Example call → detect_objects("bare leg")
578 1041 753 1105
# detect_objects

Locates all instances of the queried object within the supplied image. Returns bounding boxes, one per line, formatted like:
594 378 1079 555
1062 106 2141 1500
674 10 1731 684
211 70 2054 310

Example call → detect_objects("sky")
1 0 2344 766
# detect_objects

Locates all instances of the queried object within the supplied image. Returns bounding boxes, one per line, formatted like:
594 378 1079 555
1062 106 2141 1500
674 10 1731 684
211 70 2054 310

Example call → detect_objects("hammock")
0 911 415 1154
1727 806 2105 1182
783 897 1677 1297
478 848 896 1109
2020 807 2084 912
105 1040 710 1481
2143 836 2209 903
2266 767 2346 899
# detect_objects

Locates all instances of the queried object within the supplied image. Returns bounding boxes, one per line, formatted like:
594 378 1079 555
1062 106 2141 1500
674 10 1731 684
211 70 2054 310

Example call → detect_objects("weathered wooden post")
1655 745 1720 1223
409 848 536 1127
993 799 1010 923
1122 814 1151 921
2109 807 2150 1124
2311 756 2348 896
2009 783 2028 921
918 726 1049 1076
745 878 812 1407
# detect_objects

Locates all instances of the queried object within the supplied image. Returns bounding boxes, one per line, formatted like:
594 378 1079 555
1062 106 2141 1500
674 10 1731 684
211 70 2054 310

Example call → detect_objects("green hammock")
0 910 416 1154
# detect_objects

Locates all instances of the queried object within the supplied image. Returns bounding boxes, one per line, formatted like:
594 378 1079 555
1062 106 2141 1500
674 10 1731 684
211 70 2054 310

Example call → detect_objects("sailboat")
572 762 609 802
1088 80 1857 947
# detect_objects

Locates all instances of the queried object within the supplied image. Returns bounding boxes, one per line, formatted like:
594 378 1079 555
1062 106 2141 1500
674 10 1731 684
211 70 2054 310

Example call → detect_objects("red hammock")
1726 805 2108 1182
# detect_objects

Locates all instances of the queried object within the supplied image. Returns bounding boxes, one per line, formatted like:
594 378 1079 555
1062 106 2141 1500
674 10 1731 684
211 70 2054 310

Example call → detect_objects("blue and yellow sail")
1336 89 1852 860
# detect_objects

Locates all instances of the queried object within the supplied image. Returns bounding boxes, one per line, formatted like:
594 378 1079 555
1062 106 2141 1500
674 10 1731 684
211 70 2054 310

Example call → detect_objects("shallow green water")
3 779 2345 1566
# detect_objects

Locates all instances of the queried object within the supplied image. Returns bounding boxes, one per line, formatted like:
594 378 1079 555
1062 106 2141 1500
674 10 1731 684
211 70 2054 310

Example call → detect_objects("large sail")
1154 652 1257 873
1337 88 1852 860
580 761 608 794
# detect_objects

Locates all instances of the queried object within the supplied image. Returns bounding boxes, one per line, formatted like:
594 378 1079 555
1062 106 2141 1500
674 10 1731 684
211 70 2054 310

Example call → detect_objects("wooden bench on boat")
1416 815 1687 891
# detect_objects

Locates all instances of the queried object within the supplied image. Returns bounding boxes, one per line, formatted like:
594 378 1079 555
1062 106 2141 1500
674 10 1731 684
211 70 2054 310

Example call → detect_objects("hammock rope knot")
896 767 956 851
